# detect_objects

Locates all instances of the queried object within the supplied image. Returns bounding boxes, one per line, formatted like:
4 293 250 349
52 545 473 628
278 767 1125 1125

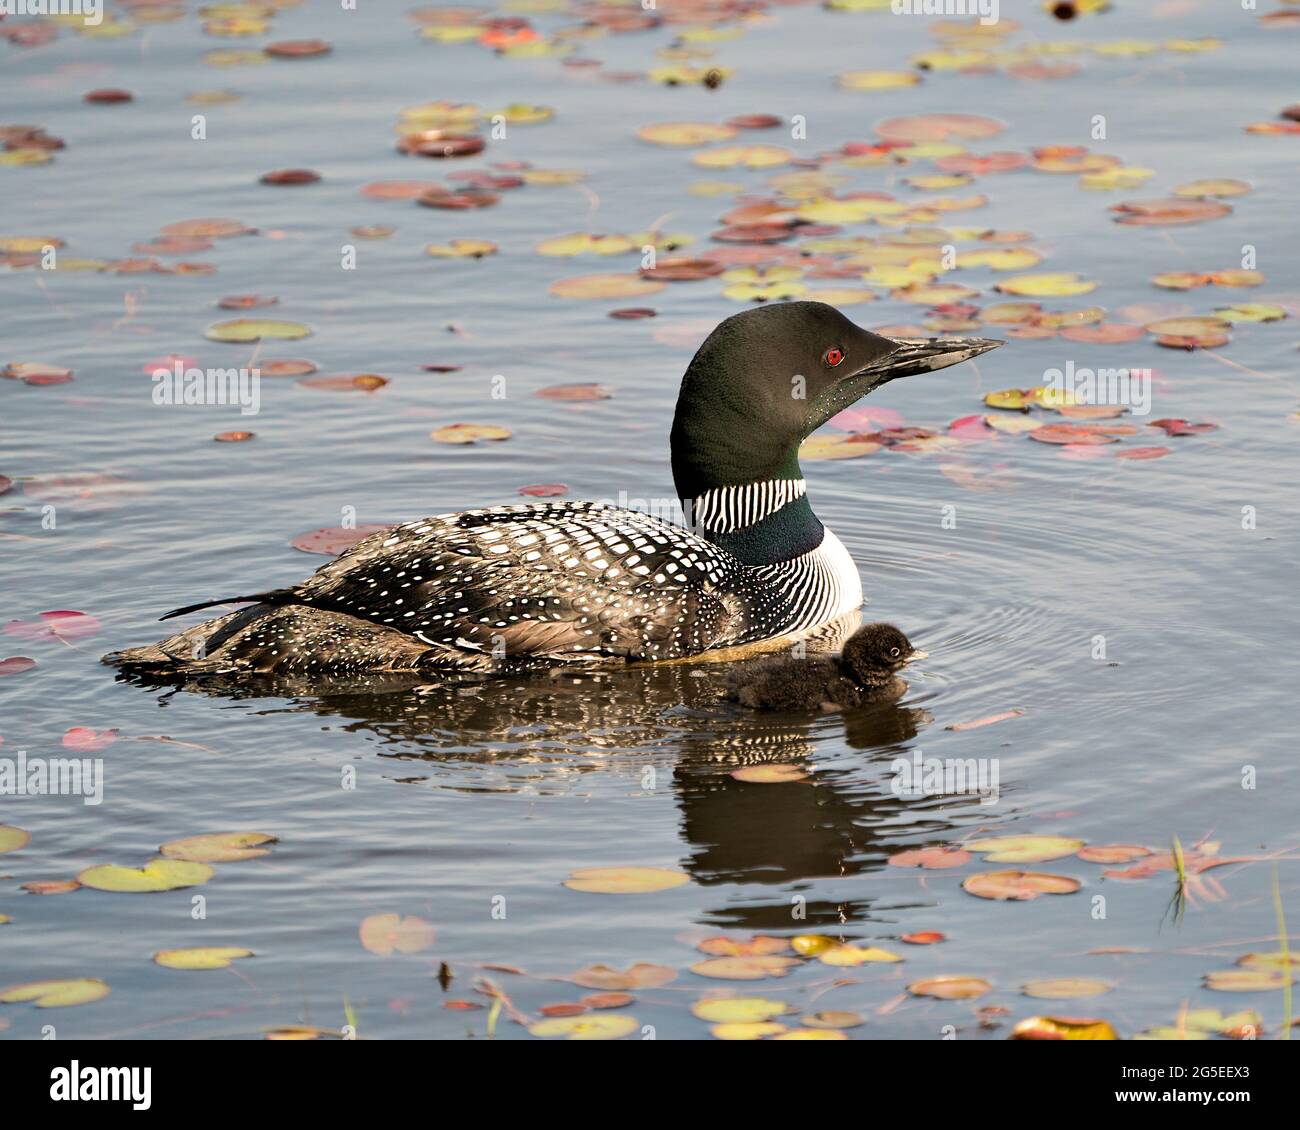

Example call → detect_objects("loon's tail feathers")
159 587 300 621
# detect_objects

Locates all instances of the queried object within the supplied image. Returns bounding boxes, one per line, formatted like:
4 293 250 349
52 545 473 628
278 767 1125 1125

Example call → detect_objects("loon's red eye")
823 347 845 368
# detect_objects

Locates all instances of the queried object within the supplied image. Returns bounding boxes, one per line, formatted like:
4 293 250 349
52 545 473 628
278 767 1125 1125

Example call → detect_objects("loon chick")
106 303 998 677
725 622 923 711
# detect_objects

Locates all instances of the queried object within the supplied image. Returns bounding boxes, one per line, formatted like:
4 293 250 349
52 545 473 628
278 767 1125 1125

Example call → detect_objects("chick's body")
724 622 919 712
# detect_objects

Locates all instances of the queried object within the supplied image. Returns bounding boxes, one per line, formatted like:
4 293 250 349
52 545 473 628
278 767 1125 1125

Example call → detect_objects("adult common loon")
724 621 924 711
106 303 999 677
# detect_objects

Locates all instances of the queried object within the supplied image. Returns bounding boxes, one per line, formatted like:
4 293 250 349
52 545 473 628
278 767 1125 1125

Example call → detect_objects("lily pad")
962 870 1081 900
154 946 254 970
205 319 311 343
359 913 436 956
160 831 277 863
966 835 1084 863
562 866 689 894
77 859 214 893
0 979 110 1008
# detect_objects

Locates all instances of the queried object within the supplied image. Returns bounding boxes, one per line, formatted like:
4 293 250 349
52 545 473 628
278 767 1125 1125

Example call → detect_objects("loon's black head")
671 302 1001 500
840 622 925 687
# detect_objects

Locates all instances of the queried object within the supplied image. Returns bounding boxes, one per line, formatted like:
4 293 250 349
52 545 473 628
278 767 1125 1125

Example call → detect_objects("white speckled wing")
296 502 748 666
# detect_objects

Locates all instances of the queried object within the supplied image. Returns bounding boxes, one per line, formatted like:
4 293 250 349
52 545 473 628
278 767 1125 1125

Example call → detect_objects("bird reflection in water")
116 612 949 931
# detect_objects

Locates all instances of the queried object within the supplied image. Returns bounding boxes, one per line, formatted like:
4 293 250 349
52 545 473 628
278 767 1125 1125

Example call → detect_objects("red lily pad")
518 483 568 497
4 611 102 642
84 89 133 104
290 525 390 556
260 169 321 186
265 39 332 59
0 657 36 676
1112 198 1231 227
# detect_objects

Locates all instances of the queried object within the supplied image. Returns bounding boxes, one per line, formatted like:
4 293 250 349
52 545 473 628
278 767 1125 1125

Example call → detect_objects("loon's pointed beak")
857 337 1003 387
905 648 929 664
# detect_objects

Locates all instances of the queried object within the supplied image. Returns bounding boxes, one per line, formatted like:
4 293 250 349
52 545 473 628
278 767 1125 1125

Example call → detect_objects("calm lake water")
2 0 1299 1041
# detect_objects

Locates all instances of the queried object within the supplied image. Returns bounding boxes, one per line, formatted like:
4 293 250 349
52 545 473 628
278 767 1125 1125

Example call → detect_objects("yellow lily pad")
426 239 497 258
528 1013 639 1040
691 996 790 1023
966 835 1084 863
431 424 512 445
819 944 903 966
0 979 110 1008
153 946 254 970
772 1028 849 1040
791 934 838 957
562 866 689 894
1011 1015 1118 1040
1215 303 1286 324
637 121 737 146
711 1021 788 1040
837 70 921 91
205 319 311 343
799 435 881 461
0 825 31 854
997 272 1097 297
803 1010 865 1029
77 859 214 893
693 145 792 169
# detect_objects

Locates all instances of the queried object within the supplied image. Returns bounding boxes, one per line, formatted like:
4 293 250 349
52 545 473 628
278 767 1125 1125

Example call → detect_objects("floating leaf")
528 1013 639 1040
154 947 254 970
908 976 991 1000
711 1021 788 1040
901 931 946 945
563 866 689 894
1077 844 1152 864
205 319 311 343
1204 969 1293 992
431 424 512 445
697 936 792 957
1022 978 1112 999
997 272 1096 298
888 846 971 869
290 525 388 556
0 979 110 1008
691 996 790 1023
799 434 881 461
77 859 214 893
359 913 436 956
1011 1015 1118 1040
945 709 1024 732
966 835 1084 863
0 825 31 853
0 657 36 676
160 832 277 863
690 955 799 980
819 944 903 966
535 383 611 401
1173 178 1250 199
962 870 1081 900
1112 198 1231 226
637 121 737 146
570 963 675 990
426 239 497 258
549 273 665 299
803 1010 865 1029
791 934 838 957
838 70 921 90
